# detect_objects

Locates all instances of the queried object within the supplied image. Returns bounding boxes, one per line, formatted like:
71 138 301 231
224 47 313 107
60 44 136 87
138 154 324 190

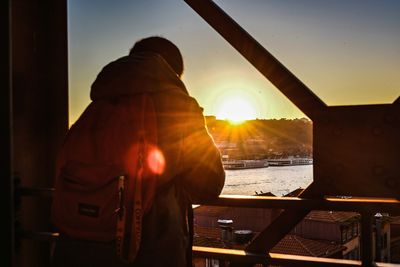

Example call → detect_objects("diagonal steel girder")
184 0 327 120
183 0 321 254
184 0 400 257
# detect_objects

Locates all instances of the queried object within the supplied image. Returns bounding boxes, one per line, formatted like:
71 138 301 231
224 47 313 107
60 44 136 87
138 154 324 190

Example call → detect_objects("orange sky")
68 0 400 125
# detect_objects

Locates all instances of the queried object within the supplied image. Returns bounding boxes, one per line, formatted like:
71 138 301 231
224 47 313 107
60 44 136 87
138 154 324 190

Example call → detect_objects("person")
51 36 225 267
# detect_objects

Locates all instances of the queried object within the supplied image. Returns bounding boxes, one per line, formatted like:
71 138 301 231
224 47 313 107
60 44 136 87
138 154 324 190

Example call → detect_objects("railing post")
360 211 373 266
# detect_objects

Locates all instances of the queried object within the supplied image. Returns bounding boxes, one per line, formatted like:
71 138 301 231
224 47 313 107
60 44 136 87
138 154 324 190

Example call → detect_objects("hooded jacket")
52 52 225 267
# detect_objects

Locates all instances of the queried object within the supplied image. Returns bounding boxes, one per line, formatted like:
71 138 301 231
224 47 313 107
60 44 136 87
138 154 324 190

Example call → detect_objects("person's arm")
181 99 225 202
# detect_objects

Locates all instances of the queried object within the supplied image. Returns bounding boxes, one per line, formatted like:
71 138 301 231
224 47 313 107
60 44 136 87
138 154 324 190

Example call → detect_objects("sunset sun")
216 96 257 124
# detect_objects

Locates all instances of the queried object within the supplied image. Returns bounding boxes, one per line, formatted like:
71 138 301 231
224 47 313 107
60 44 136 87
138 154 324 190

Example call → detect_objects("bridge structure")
3 0 399 266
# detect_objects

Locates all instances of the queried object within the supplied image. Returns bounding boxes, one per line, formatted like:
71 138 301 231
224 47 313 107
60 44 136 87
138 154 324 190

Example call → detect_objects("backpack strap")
127 135 144 261
115 142 144 263
115 175 126 257
116 94 153 262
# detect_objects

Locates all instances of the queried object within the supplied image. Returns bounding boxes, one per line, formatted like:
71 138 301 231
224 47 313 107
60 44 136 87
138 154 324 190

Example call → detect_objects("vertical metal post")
11 0 68 265
1 0 14 266
361 212 373 266
374 213 382 261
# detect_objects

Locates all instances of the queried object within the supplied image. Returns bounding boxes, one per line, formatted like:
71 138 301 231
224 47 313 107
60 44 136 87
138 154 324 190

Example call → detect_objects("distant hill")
205 117 312 159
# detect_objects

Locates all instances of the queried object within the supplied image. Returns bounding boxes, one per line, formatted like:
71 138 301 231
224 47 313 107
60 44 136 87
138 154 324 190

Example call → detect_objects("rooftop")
194 226 344 257
304 211 360 224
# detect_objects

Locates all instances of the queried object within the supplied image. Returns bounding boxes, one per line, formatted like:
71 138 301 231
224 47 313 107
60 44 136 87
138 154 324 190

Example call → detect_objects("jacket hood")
90 52 188 100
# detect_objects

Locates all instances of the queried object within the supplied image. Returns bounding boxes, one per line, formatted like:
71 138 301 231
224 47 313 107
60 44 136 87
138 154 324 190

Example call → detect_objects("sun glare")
216 96 257 124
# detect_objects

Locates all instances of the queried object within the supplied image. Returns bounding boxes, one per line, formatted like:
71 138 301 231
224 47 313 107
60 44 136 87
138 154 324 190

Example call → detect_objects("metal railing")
179 1 400 265
192 195 400 266
15 1 400 266
18 186 400 266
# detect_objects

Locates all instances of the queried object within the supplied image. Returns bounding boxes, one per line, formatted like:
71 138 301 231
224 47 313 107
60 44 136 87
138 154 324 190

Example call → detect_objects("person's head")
129 36 184 77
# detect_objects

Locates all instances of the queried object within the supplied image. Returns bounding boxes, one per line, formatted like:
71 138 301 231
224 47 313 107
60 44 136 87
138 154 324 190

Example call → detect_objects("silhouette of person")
51 36 225 267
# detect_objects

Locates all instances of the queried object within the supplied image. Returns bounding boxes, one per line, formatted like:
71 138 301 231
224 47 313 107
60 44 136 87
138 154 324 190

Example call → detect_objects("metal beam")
183 0 400 256
360 212 373 266
21 186 400 214
193 246 399 267
201 195 400 214
11 0 69 265
1 0 14 266
184 0 326 120
193 246 362 267
19 191 400 265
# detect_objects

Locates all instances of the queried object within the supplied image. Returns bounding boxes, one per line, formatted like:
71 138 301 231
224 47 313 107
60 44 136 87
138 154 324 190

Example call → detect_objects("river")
221 165 313 196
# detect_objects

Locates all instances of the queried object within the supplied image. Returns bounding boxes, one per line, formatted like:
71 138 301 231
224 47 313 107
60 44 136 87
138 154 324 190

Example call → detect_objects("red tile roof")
194 226 344 258
194 226 231 249
304 210 360 223
195 226 221 239
194 235 229 249
271 234 344 257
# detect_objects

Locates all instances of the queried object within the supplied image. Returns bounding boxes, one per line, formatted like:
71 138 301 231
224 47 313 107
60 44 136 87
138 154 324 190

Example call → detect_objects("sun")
216 96 257 124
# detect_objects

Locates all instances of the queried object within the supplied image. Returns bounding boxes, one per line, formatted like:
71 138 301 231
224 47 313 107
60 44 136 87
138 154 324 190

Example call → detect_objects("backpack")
51 94 161 262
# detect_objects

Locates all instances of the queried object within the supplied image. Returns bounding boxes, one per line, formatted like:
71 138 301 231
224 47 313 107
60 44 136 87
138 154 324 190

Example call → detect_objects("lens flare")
147 147 165 175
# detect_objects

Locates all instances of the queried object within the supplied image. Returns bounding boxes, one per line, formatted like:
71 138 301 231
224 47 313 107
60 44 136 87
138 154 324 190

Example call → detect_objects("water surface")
222 165 313 196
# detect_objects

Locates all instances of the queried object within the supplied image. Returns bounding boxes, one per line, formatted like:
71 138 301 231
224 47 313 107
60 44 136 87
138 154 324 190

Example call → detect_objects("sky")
68 0 400 124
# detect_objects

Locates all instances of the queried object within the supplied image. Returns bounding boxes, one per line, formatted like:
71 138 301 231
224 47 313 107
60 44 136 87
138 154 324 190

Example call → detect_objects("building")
292 210 361 259
193 190 358 265
372 213 391 262
390 216 400 263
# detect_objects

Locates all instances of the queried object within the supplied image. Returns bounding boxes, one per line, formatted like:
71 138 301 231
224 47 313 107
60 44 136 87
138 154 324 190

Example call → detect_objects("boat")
267 157 313 167
222 158 269 170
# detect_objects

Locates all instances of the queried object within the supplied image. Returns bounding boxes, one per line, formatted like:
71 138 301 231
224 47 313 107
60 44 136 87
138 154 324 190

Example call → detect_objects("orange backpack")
52 94 162 262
